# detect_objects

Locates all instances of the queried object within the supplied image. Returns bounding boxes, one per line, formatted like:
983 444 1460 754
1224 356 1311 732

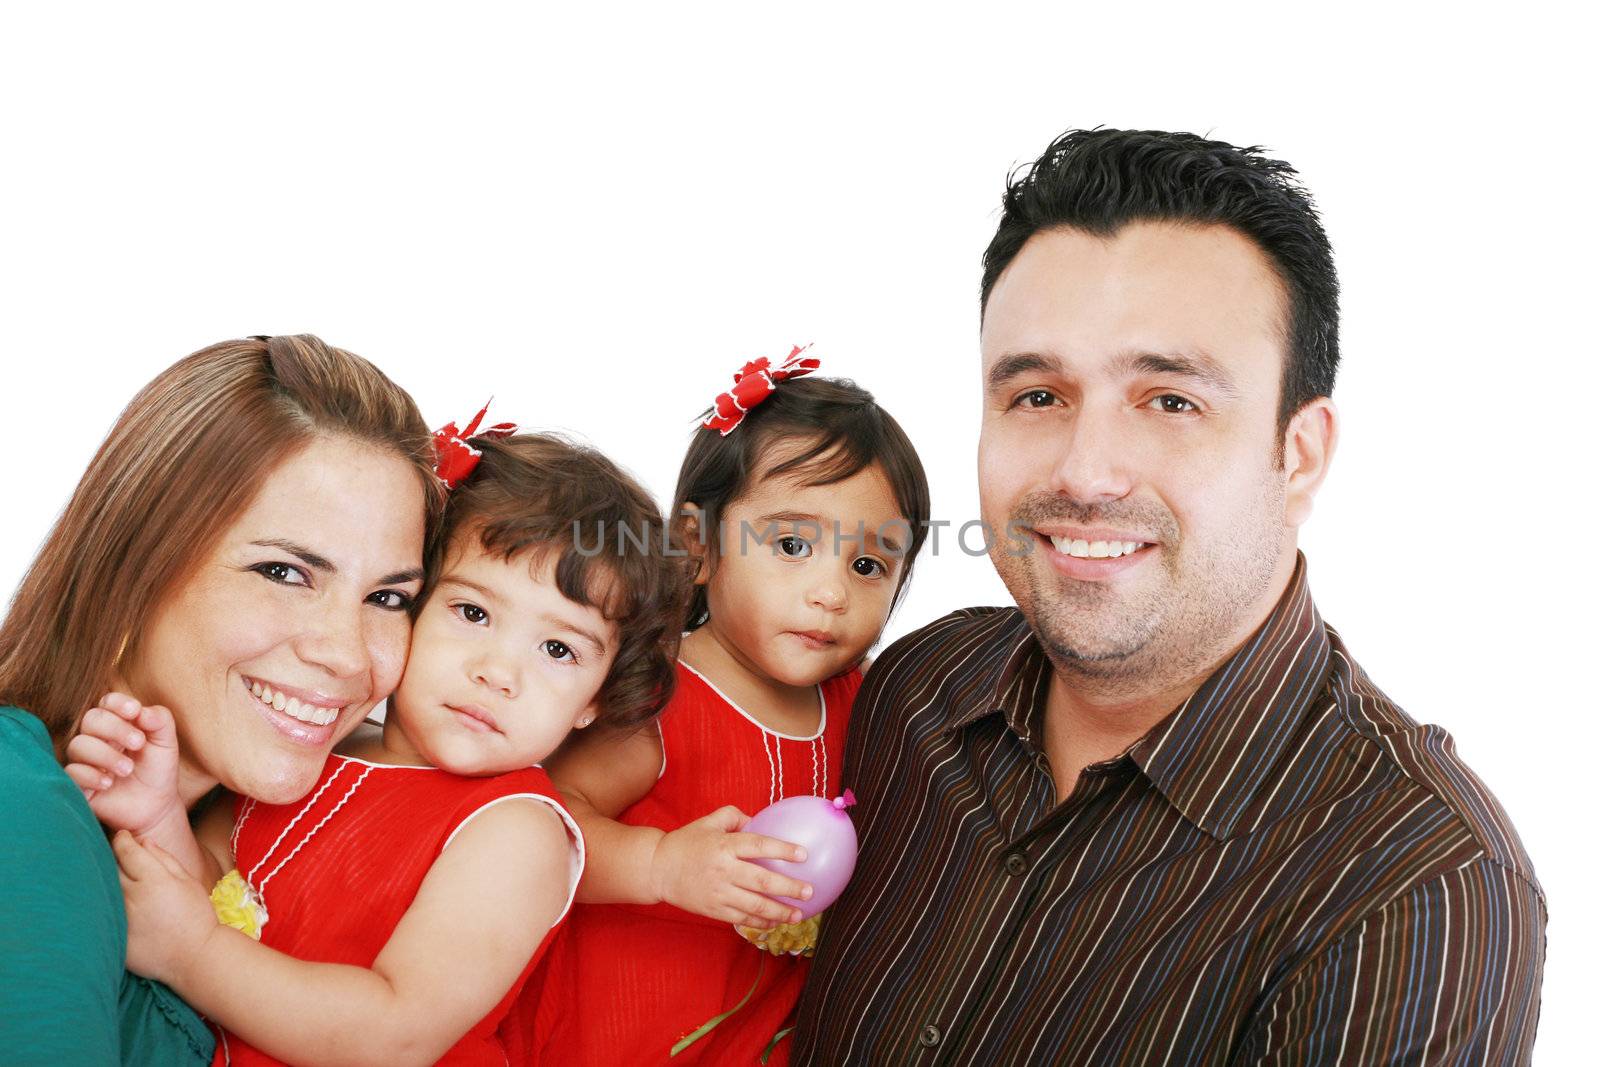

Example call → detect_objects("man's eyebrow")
1119 350 1240 398
985 352 1064 394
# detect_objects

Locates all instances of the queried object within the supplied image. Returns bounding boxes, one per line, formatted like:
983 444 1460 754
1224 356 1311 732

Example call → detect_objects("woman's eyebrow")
251 539 422 586
381 567 426 586
250 538 334 572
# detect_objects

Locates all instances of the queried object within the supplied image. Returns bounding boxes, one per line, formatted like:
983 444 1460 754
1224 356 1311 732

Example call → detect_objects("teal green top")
0 705 214 1066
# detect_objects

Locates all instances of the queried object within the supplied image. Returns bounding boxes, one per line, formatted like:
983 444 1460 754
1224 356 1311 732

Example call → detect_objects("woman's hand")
649 805 813 928
64 692 186 837
113 830 220 987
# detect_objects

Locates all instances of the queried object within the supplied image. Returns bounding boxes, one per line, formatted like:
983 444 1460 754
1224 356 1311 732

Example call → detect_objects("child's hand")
650 805 813 928
112 830 219 986
64 692 186 836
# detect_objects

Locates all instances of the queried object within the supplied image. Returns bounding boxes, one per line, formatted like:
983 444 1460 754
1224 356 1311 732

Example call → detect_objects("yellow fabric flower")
209 868 267 940
735 913 821 957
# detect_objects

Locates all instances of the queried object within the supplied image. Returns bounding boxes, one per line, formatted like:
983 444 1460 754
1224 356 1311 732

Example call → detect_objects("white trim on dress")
441 792 587 924
678 661 828 741
330 752 548 771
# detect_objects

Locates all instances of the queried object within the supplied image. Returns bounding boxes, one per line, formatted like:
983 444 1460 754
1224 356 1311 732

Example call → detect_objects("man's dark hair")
981 128 1339 437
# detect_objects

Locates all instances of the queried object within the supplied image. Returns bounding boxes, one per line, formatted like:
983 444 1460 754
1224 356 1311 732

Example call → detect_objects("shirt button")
918 1024 942 1047
1003 850 1029 876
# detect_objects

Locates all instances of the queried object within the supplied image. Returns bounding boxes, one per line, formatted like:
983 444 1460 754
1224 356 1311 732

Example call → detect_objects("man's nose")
1045 400 1136 504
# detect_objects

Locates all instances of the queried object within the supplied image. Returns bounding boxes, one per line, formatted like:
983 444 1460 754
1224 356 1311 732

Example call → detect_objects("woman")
0 335 443 1063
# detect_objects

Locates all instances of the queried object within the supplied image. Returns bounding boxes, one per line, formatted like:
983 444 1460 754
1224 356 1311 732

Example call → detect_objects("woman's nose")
294 598 369 679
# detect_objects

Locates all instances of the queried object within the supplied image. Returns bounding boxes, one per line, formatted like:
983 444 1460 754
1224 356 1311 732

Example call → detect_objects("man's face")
978 221 1303 686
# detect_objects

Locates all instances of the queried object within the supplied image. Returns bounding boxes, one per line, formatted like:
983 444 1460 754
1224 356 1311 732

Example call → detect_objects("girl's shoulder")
440 764 574 842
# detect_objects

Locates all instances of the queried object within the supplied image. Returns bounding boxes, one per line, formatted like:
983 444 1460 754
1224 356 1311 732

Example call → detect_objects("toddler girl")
68 428 685 1066
531 351 930 1064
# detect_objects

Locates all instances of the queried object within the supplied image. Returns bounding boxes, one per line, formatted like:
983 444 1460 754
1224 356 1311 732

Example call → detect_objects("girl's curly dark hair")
426 433 689 731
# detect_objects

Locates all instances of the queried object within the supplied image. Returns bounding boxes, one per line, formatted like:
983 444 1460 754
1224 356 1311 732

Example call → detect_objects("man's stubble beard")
993 481 1288 701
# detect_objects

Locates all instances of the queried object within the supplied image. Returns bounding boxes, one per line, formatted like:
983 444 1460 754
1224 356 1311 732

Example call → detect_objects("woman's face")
120 436 427 805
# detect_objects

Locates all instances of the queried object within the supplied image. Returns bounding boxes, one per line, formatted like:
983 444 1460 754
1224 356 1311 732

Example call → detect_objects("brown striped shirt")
794 555 1545 1065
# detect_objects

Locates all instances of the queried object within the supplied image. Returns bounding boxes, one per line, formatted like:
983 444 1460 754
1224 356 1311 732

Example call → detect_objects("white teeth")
248 681 343 726
1049 536 1146 559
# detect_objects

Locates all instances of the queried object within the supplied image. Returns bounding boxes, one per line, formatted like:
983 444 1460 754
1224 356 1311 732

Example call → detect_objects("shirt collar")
947 553 1332 841
941 610 1044 739
1128 554 1331 839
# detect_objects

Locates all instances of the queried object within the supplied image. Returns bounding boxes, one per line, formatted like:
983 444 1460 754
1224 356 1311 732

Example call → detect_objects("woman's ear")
676 502 712 586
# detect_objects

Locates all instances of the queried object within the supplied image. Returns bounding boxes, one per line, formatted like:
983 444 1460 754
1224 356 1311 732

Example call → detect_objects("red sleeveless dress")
521 661 859 1066
212 754 582 1067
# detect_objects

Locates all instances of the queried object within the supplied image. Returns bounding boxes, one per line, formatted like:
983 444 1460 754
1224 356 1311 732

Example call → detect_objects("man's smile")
1046 535 1149 559
1029 526 1158 582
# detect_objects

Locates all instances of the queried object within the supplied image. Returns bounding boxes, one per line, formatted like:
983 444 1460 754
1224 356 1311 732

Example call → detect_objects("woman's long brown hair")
0 335 443 749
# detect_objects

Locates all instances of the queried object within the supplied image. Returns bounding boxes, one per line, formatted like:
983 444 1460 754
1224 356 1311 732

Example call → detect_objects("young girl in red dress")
66 427 685 1066
528 351 931 1065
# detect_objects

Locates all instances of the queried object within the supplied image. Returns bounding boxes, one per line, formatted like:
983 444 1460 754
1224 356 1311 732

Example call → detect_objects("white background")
2 3 1590 1060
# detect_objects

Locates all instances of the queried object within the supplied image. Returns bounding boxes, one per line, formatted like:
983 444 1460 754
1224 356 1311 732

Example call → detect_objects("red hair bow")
432 402 518 490
701 344 820 436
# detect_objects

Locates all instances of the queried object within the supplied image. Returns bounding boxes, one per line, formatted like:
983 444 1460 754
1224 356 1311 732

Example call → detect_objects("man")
793 129 1544 1064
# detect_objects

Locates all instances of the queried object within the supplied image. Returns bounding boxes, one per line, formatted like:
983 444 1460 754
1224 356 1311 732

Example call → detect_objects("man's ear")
676 502 712 586
1282 397 1339 529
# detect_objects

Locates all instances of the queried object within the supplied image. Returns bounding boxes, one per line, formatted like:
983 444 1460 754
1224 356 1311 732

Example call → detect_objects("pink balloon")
745 792 858 919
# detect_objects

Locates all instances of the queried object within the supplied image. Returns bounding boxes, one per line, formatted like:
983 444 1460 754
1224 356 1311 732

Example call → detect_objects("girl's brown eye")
776 535 812 559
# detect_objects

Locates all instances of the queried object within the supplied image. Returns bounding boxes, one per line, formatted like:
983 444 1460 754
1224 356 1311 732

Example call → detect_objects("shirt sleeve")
1235 857 1546 1066
0 711 214 1067
0 719 126 1065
